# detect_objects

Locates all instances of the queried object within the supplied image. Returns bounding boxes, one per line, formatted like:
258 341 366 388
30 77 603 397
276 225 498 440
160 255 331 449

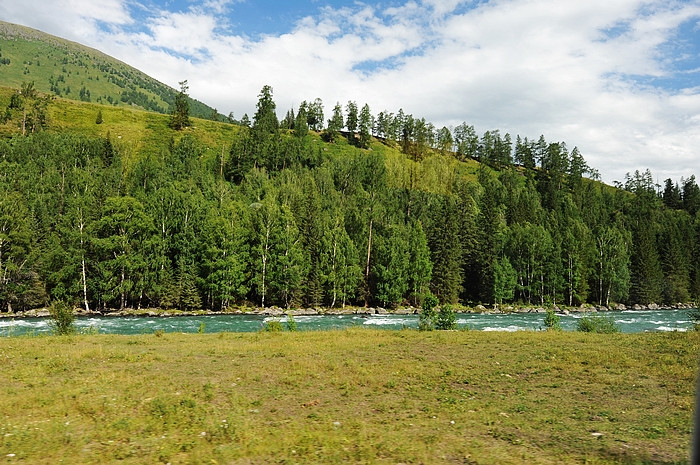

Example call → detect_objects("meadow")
0 329 697 464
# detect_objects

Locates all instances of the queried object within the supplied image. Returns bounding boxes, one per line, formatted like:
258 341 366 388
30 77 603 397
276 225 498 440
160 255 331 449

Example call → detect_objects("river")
0 308 695 336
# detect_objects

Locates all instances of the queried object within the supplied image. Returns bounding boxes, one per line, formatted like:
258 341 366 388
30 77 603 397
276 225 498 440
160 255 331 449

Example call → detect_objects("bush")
436 305 457 330
418 294 439 331
576 314 619 333
543 309 561 331
286 313 297 332
263 319 284 332
48 300 75 335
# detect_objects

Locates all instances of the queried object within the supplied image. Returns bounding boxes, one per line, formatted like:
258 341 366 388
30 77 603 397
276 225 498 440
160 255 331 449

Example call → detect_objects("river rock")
393 307 415 315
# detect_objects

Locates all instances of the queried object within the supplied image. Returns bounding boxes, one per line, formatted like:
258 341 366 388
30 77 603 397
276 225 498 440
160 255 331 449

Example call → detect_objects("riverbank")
0 330 696 464
1 301 696 319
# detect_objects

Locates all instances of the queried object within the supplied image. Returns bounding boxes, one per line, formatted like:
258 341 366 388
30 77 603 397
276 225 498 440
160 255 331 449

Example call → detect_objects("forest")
0 83 698 313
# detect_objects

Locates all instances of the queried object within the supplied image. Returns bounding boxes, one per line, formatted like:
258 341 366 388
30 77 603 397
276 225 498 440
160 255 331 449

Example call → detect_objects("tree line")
0 85 697 312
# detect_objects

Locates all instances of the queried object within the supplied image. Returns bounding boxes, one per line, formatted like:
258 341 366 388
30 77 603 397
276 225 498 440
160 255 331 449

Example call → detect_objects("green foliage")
3 81 49 135
95 109 103 124
419 293 439 331
48 300 75 335
286 312 297 332
252 85 278 136
0 68 697 313
323 102 343 142
543 309 561 331
263 319 284 332
169 80 190 130
576 314 620 333
435 305 457 330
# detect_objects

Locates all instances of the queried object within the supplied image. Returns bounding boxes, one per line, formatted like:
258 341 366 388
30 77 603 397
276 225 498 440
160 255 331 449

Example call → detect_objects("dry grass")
0 329 697 464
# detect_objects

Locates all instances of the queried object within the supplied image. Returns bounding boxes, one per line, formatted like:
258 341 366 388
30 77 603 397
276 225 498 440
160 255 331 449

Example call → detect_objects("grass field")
0 329 697 464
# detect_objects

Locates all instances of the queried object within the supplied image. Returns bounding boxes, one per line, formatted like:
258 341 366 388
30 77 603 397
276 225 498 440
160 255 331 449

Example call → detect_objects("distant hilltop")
0 20 220 120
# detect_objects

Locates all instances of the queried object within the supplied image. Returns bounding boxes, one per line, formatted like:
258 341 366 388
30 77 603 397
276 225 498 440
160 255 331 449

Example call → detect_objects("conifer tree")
358 104 372 149
170 80 190 130
323 102 344 142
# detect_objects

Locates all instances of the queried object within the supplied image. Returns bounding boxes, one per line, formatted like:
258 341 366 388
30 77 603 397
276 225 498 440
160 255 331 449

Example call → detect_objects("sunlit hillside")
0 20 218 119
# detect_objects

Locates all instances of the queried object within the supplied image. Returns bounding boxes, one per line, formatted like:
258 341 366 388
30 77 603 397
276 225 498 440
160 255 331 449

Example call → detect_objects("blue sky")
1 0 699 184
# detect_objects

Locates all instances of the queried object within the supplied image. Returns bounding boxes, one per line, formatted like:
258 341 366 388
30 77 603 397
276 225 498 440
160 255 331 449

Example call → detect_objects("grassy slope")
0 84 481 195
0 329 696 464
0 84 238 168
0 20 215 118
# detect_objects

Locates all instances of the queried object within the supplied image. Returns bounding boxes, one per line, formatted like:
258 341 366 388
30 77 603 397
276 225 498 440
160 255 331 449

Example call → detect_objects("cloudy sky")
1 0 699 184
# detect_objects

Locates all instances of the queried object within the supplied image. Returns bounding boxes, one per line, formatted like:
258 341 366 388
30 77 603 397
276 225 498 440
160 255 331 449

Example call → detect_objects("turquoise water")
0 308 695 336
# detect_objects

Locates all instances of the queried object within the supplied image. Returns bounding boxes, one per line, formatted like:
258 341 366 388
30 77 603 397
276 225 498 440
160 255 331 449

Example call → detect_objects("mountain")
0 20 219 119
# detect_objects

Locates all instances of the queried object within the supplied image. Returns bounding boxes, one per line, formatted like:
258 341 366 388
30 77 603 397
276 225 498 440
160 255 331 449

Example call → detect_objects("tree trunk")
79 212 90 312
81 255 89 312
261 226 270 308
364 217 373 307
120 265 126 310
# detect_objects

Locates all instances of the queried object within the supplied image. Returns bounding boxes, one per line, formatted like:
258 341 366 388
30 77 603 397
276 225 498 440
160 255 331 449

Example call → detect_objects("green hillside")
0 21 697 314
0 83 474 195
0 21 218 119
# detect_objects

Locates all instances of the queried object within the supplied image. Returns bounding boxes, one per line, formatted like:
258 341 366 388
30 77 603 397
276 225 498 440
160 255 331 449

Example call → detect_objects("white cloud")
2 0 699 183
148 11 218 55
0 0 132 41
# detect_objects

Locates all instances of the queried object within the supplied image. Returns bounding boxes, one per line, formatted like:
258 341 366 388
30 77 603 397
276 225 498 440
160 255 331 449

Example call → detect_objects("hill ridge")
0 20 219 119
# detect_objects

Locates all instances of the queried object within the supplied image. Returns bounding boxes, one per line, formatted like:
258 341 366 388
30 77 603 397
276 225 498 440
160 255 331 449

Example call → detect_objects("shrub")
48 300 75 335
436 305 457 330
286 313 297 332
263 319 284 332
418 293 439 331
544 309 561 331
576 314 619 333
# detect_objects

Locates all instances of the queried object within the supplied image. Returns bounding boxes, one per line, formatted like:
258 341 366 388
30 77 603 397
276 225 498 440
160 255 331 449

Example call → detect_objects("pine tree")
169 80 190 130
373 224 409 307
407 220 432 306
428 196 463 304
323 102 344 142
358 104 372 149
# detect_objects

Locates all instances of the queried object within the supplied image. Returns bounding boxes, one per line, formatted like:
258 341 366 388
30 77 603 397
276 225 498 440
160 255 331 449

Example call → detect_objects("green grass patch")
0 330 696 464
